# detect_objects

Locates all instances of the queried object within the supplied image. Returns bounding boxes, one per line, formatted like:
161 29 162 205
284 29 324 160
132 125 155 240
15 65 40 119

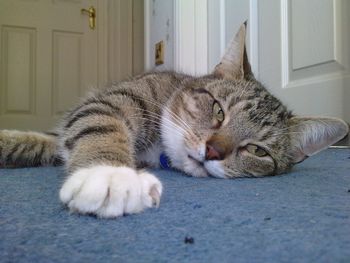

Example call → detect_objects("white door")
256 0 350 122
0 0 99 131
209 0 350 122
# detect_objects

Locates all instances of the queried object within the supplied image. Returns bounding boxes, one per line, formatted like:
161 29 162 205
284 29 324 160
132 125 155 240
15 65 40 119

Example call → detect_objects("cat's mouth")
186 154 210 177
187 155 204 166
187 154 226 179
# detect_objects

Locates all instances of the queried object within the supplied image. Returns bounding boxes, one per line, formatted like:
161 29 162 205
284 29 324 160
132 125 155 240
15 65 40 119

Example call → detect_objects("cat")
0 23 348 218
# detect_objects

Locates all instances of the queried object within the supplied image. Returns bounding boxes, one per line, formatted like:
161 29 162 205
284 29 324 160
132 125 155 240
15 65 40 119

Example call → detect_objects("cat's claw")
59 165 162 218
138 170 162 208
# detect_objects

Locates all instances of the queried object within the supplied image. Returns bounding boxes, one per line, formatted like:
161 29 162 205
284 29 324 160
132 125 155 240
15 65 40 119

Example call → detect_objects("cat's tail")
0 130 63 168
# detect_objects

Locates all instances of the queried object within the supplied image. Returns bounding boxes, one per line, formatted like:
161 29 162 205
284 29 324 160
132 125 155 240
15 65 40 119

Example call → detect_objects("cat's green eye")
213 102 224 122
246 144 268 157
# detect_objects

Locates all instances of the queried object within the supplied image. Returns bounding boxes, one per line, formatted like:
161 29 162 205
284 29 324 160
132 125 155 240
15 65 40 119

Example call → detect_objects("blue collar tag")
159 153 171 169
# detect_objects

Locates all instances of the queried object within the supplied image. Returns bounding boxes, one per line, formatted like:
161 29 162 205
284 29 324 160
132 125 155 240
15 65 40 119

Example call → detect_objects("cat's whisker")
128 110 163 122
129 116 186 136
122 98 193 135
128 87 197 134
161 110 196 137
163 106 193 132
128 116 190 139
134 140 152 151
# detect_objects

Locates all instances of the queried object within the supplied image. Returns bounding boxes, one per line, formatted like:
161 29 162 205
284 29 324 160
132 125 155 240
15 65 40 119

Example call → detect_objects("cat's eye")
213 102 224 122
245 144 268 157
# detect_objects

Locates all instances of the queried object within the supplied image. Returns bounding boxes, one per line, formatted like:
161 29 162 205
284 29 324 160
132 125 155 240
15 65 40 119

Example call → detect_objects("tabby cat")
0 23 348 218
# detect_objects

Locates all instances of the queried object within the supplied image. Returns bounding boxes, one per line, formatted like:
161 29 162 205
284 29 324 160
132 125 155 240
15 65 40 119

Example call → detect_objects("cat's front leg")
59 166 162 218
58 106 162 218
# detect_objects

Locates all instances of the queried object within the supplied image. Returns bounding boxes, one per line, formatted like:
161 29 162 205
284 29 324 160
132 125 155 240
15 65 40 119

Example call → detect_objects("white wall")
173 0 208 75
145 0 174 71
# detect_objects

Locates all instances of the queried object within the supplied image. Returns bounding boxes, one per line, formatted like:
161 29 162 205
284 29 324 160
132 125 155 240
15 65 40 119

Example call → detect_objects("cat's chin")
203 162 227 179
182 155 209 177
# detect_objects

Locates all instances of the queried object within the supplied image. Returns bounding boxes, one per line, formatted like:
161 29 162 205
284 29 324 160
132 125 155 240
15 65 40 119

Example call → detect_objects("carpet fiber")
0 149 350 263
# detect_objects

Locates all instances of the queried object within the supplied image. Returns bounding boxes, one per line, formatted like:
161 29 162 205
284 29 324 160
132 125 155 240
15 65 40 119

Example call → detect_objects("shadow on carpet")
0 149 350 263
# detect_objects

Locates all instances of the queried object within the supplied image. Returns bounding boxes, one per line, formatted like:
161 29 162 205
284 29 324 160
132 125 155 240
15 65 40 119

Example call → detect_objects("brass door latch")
81 6 96 30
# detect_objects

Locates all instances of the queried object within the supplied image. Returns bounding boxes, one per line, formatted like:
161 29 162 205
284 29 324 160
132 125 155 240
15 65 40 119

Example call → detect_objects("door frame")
97 0 108 87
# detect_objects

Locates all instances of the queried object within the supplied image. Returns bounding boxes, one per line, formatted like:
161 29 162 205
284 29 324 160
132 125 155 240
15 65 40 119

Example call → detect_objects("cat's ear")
213 21 253 80
288 116 349 163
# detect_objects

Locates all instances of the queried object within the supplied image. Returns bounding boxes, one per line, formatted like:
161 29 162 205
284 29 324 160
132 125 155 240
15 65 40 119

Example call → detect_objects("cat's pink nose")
205 143 222 160
206 135 232 161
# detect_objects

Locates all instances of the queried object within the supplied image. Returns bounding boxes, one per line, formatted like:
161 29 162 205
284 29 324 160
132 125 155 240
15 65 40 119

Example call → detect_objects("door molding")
173 0 208 75
97 0 108 87
249 0 259 78
144 0 151 71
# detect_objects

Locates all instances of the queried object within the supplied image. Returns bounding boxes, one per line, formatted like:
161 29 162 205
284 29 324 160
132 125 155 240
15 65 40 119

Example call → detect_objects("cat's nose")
205 135 232 161
206 140 225 161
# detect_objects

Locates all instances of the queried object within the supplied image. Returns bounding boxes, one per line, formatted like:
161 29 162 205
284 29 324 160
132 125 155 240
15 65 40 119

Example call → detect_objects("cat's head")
161 22 349 178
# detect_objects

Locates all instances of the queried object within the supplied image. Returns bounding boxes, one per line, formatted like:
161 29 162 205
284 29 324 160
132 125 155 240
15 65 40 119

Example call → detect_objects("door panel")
52 30 83 115
258 0 350 121
0 0 98 131
2 26 36 115
290 0 334 70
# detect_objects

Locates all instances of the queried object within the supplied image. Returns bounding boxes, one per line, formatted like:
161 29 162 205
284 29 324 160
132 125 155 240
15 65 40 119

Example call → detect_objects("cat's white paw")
59 165 162 218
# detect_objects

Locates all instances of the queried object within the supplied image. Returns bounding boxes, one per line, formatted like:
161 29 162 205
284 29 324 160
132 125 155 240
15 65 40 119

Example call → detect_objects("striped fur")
0 130 62 167
0 23 348 218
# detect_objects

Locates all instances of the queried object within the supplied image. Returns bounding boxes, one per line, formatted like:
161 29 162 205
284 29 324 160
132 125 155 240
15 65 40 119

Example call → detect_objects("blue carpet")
0 149 350 263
